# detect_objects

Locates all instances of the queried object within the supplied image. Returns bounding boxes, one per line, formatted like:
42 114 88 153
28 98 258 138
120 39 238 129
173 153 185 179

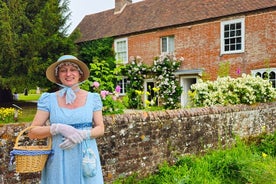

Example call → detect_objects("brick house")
75 0 276 107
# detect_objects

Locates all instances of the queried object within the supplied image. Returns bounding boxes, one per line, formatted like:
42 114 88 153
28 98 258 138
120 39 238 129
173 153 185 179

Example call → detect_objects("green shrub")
189 74 276 107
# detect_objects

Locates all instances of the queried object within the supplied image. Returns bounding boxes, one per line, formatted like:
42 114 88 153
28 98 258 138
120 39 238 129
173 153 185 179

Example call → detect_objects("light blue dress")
37 92 104 184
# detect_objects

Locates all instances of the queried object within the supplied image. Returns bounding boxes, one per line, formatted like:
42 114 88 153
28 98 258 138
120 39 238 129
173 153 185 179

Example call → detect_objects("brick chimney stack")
115 0 132 14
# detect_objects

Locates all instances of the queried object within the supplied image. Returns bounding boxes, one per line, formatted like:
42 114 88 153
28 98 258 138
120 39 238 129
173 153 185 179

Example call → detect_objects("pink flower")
236 68 241 75
93 81 100 88
100 90 109 99
115 85 121 93
112 96 117 101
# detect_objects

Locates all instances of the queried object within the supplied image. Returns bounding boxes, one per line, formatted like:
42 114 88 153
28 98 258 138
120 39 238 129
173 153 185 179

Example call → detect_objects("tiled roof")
75 0 276 43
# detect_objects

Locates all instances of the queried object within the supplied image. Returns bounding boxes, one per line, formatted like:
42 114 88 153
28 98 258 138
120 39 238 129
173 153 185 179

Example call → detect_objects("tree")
0 0 78 101
78 37 115 68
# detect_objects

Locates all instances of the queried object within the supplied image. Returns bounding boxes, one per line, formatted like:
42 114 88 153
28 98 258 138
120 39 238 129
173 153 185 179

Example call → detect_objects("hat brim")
46 58 90 84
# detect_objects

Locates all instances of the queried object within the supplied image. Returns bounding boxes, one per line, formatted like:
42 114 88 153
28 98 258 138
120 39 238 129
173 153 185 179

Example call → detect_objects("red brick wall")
127 11 276 80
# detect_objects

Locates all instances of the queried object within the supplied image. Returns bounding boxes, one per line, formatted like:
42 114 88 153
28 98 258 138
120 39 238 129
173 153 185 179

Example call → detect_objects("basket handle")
14 126 52 150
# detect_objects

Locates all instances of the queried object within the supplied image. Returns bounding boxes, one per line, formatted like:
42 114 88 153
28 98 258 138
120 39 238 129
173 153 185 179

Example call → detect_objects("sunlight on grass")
18 107 37 122
18 93 41 101
14 93 41 122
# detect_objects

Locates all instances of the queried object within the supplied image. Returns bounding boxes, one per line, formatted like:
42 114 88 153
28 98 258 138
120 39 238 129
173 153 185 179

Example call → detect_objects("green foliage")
101 95 125 115
217 61 230 77
0 107 22 124
0 0 78 91
78 37 115 68
114 133 276 184
84 58 126 115
78 38 127 115
248 131 276 157
189 74 276 107
87 57 117 92
152 54 183 109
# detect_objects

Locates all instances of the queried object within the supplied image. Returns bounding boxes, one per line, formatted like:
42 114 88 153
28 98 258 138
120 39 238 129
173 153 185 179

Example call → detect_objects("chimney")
115 0 132 14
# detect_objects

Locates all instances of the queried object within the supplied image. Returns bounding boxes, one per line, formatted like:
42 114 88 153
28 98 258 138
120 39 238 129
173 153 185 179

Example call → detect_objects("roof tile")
75 0 276 42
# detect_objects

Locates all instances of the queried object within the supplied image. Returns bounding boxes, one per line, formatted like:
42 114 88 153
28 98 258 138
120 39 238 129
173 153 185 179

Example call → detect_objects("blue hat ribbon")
56 82 83 104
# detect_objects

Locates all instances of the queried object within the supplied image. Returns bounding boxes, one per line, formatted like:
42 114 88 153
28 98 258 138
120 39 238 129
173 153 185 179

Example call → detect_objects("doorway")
180 76 197 107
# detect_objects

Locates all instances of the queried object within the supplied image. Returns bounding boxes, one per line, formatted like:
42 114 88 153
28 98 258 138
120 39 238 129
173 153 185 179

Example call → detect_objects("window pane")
230 30 235 37
236 30 241 36
230 38 235 44
269 71 275 79
255 72 262 77
224 25 229 30
236 23 241 29
117 41 125 51
230 24 235 30
225 39 229 44
230 44 235 50
262 72 268 79
168 36 174 52
224 31 229 37
161 37 167 52
236 37 241 43
225 45 229 51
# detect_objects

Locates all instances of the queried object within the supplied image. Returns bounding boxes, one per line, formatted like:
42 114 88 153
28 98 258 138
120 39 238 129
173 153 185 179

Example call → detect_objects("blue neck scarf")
57 83 82 104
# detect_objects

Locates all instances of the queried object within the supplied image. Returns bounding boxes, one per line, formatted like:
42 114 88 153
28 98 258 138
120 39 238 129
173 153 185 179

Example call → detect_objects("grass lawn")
17 93 40 122
18 93 41 101
4 93 41 123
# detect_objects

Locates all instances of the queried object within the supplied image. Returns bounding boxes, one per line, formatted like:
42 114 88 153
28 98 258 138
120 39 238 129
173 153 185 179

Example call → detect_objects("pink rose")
93 81 100 88
115 85 121 93
100 90 109 99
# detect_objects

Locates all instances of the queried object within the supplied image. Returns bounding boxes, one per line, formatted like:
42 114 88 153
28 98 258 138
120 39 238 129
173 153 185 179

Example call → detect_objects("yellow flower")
0 107 22 123
153 87 160 92
135 90 143 95
262 152 267 158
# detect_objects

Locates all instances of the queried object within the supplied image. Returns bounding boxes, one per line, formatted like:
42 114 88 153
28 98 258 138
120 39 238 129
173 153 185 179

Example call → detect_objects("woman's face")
58 65 81 87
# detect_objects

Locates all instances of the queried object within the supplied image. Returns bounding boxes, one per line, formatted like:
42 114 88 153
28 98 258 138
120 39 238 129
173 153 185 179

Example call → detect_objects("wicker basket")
10 126 52 173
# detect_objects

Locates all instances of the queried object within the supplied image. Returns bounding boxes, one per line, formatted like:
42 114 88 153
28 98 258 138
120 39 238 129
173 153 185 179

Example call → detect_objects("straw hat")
46 55 90 83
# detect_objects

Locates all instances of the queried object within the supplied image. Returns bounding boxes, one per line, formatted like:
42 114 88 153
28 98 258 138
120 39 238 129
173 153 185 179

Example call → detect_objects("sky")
67 0 143 34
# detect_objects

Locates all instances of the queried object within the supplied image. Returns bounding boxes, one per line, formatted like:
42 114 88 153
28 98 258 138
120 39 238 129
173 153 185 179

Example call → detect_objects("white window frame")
220 18 245 55
118 77 128 95
251 68 276 88
160 36 175 54
114 38 128 64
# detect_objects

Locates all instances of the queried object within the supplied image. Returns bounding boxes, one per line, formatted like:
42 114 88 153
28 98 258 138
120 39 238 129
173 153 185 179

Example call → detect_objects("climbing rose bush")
123 56 149 109
189 74 276 107
151 54 183 109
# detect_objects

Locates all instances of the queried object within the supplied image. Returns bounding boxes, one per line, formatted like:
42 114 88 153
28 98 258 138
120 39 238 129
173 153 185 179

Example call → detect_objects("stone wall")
0 102 275 183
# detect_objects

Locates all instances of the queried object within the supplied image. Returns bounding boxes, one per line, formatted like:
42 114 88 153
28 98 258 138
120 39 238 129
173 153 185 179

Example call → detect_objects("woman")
29 55 105 184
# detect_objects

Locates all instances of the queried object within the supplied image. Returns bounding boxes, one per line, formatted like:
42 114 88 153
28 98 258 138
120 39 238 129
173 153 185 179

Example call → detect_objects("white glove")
59 130 91 150
59 138 76 149
50 124 89 144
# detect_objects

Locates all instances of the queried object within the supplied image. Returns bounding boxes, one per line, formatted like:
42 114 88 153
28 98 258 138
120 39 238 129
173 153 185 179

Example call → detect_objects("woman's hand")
50 124 88 143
